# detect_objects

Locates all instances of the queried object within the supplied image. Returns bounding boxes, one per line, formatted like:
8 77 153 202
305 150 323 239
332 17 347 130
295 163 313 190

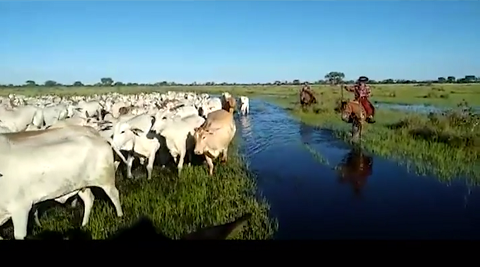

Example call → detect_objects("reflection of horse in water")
336 148 373 196
299 123 315 144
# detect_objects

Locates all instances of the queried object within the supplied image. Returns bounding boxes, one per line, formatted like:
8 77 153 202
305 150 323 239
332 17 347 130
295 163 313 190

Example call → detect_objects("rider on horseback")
300 82 314 95
299 82 317 107
344 76 375 123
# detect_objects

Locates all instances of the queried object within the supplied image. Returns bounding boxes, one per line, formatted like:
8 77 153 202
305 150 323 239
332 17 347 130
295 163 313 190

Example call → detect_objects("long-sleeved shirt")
345 84 371 99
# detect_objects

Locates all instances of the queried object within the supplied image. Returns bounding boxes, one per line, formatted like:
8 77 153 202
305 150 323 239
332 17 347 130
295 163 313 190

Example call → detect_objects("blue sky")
0 1 479 85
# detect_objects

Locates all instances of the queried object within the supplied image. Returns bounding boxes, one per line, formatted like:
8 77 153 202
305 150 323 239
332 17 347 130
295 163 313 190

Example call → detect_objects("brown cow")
193 109 236 176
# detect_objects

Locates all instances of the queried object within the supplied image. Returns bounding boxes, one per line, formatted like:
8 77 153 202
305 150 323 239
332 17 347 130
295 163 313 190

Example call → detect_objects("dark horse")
300 89 317 109
336 148 373 197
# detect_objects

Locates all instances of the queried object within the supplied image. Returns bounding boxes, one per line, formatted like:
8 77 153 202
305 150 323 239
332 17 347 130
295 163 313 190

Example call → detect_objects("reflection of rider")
299 123 315 144
336 148 373 196
344 76 375 123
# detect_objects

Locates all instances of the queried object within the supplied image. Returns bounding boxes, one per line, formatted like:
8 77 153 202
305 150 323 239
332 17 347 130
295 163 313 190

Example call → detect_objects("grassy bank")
0 141 277 240
268 85 480 184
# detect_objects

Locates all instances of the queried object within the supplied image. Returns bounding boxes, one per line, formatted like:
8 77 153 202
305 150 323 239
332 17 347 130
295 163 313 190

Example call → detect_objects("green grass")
267 85 480 184
0 140 278 240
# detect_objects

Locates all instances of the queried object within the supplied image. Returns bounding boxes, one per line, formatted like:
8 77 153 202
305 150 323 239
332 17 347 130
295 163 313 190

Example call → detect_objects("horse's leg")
351 122 360 143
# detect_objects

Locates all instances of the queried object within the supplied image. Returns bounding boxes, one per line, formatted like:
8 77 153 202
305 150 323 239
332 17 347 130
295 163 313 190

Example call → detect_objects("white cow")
0 126 123 240
239 96 249 115
199 97 222 118
111 114 160 180
0 105 44 132
153 114 205 174
42 104 69 127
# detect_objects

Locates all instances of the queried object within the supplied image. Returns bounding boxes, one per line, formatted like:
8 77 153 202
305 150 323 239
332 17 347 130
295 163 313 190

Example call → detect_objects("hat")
357 76 369 83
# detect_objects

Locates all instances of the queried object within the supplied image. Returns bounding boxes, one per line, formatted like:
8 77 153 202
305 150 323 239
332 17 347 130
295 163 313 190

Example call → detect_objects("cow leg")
11 206 31 240
0 214 10 240
126 154 135 179
100 185 123 217
146 143 160 180
78 188 95 227
71 198 78 208
187 150 193 166
205 156 214 176
34 209 41 227
221 147 228 163
114 161 121 171
177 148 186 175
146 153 156 181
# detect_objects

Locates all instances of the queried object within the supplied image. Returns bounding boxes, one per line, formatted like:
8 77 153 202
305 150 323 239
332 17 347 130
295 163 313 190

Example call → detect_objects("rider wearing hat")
344 76 375 123
300 82 315 97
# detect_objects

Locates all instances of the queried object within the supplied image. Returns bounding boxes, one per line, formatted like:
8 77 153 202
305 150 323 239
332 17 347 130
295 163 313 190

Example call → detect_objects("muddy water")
236 99 480 239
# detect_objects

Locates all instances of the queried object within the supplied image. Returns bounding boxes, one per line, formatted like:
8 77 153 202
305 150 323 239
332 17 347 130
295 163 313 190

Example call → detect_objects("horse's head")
340 100 351 122
341 101 365 123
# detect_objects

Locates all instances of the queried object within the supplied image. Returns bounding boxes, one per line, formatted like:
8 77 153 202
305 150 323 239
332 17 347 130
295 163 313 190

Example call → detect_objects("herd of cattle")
0 91 250 240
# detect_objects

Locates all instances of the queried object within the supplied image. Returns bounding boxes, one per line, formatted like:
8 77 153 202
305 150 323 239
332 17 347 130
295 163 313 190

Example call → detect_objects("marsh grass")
302 143 330 165
269 87 480 184
0 140 277 240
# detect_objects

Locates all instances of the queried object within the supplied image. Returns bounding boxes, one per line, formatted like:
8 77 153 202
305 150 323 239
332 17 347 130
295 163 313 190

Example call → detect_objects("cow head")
193 126 220 155
111 122 144 150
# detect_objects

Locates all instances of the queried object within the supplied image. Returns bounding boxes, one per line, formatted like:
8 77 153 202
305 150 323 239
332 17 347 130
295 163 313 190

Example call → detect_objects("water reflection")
239 115 252 132
336 148 373 197
299 123 315 144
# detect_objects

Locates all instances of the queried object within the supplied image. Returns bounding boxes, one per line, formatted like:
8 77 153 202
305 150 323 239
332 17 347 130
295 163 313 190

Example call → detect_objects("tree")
25 80 36 87
324 71 345 85
292 79 300 85
437 77 446 83
73 81 84 86
44 80 57 87
464 75 476 82
447 76 456 83
100 77 114 86
113 81 124 86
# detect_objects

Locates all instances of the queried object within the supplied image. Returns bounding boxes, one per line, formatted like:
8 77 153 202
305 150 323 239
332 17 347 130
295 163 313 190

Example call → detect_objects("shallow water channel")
236 99 480 239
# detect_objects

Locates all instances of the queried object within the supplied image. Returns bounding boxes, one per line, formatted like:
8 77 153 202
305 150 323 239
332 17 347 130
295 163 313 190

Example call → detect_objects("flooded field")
237 99 480 239
374 101 480 114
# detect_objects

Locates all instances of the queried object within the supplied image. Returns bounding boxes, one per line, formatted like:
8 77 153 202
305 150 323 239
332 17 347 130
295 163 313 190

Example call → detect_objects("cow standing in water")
344 76 375 123
299 82 317 109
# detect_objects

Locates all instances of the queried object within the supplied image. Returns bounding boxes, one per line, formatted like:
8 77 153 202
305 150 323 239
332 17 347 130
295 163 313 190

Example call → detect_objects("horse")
300 90 317 109
340 100 367 142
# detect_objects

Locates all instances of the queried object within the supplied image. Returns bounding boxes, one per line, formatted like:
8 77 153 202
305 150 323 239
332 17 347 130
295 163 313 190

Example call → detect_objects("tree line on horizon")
0 72 478 88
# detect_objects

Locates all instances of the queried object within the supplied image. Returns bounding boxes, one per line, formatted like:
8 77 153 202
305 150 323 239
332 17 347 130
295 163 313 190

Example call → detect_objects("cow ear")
181 213 252 240
131 128 144 136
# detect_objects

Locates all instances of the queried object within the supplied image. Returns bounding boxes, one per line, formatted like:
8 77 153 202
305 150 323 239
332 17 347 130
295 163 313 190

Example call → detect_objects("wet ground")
236 99 480 239
375 101 480 114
